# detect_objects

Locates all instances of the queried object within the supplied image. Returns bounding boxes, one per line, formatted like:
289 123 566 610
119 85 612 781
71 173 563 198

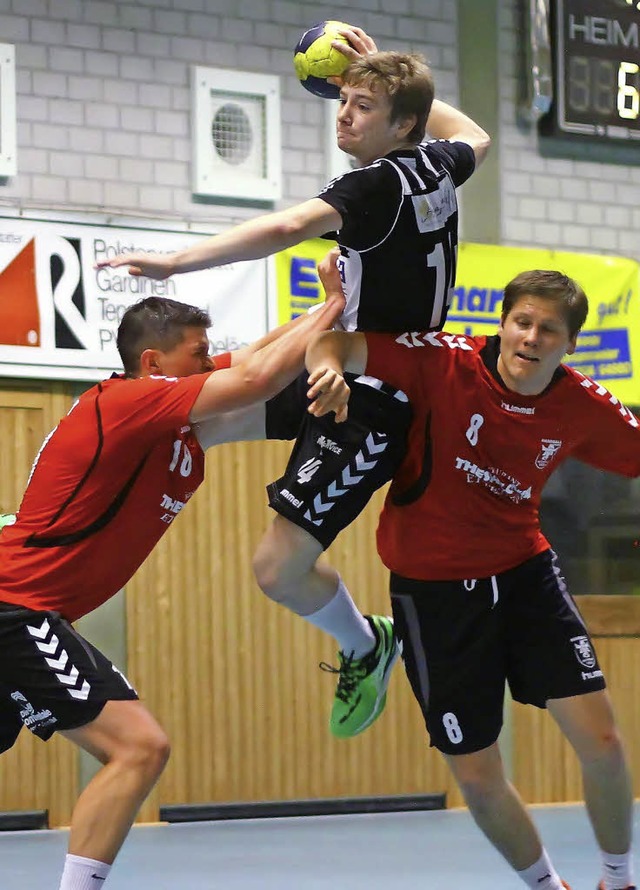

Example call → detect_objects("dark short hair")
117 297 211 377
501 270 588 338
343 51 434 144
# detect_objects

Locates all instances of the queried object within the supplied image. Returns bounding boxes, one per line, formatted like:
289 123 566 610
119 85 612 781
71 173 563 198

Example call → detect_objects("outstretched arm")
228 282 332 366
95 199 341 279
189 249 345 422
426 99 491 167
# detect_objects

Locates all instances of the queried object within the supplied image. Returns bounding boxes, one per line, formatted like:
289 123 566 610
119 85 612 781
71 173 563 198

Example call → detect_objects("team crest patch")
571 635 596 669
535 438 562 469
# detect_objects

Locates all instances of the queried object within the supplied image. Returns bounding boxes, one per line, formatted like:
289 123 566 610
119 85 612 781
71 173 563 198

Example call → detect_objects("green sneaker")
0 514 16 533
321 615 399 739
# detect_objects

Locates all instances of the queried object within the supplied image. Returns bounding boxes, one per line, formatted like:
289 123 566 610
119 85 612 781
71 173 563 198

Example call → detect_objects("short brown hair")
117 297 211 377
502 270 588 338
342 51 434 143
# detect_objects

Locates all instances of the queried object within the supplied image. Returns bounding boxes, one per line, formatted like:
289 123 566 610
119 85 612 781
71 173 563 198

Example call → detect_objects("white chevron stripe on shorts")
303 431 388 526
26 617 92 701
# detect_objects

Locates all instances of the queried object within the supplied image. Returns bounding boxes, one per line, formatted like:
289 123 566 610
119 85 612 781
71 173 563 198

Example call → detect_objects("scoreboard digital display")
551 0 640 142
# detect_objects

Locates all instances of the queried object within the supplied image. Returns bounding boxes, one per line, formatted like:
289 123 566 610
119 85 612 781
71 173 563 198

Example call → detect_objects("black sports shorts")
265 371 308 441
0 603 138 752
390 549 606 755
267 374 412 549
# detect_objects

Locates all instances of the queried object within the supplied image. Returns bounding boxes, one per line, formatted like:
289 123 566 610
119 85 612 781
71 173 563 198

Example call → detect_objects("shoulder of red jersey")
560 364 640 429
81 372 209 434
389 330 486 355
98 373 204 393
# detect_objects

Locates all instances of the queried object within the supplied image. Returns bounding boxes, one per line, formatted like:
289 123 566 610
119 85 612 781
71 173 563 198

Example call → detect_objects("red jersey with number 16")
0 364 229 621
365 331 640 581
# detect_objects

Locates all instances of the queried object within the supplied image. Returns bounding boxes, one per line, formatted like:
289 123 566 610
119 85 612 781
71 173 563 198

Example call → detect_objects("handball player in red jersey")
0 249 345 890
305 263 637 890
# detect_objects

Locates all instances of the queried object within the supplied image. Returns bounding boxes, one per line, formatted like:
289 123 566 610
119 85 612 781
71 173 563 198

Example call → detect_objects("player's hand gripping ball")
293 20 354 99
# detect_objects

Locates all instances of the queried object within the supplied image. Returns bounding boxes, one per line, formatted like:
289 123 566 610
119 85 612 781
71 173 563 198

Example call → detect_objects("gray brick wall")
2 0 638 264
0 0 458 227
500 0 640 262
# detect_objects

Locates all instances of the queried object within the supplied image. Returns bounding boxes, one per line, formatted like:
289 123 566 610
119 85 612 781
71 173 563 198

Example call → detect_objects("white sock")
601 850 634 889
303 578 375 657
59 853 111 889
517 849 564 889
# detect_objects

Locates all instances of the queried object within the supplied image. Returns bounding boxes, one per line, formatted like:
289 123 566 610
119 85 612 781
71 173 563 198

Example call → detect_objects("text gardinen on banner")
0 217 269 381
274 239 640 405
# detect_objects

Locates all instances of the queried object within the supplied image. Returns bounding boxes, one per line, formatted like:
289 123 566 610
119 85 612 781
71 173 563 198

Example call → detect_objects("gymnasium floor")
2 801 640 889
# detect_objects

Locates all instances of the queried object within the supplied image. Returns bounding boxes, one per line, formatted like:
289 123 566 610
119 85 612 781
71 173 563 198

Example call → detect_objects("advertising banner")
274 239 640 404
0 217 269 381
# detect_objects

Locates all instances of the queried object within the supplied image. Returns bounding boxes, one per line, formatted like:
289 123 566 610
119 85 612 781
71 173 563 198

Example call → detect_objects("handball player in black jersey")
98 27 491 738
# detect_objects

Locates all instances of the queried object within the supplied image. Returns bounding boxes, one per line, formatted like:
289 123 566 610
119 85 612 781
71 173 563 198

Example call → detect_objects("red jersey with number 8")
365 331 640 581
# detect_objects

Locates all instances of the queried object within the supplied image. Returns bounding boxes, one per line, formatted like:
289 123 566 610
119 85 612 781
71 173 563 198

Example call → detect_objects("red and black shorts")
0 603 138 752
267 375 412 549
390 549 606 755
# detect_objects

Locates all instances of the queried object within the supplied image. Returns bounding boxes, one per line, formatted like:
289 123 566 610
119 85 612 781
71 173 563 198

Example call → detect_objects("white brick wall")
500 0 640 262
0 0 457 226
1 0 638 265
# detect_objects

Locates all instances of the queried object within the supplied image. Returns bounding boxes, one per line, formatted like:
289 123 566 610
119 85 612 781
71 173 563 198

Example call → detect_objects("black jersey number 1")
426 230 457 329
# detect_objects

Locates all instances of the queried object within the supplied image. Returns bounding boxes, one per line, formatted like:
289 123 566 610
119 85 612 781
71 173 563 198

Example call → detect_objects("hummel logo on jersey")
281 489 303 509
501 402 535 415
535 438 562 469
582 669 604 680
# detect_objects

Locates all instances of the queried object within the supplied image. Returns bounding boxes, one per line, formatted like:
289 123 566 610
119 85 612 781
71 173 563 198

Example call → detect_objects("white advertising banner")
0 217 269 381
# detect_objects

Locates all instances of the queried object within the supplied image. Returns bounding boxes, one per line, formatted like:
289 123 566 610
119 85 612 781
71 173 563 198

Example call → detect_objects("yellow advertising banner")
274 239 640 404
273 239 337 324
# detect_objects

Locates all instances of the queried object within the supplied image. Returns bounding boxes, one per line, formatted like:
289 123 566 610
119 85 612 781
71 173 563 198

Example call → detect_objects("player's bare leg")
253 514 334 615
58 700 170 887
548 690 635 889
445 742 566 888
253 514 399 737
